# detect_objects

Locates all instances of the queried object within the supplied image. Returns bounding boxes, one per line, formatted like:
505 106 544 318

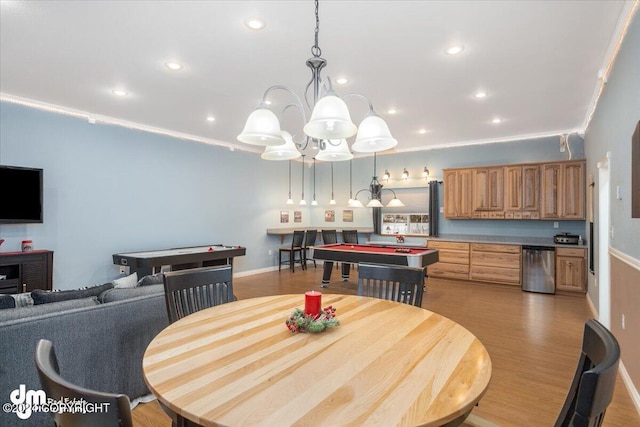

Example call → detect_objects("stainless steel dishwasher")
521 246 555 294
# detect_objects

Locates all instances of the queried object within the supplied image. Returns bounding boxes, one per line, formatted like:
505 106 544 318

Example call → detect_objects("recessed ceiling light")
244 17 266 30
206 116 215 122
418 129 429 135
165 62 183 71
445 45 465 55
491 118 503 124
112 89 128 97
474 91 487 99
336 77 349 85
264 100 272 106
387 108 397 115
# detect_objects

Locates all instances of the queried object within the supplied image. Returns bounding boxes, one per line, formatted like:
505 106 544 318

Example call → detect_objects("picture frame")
294 211 302 223
324 210 335 222
280 211 289 223
343 210 353 222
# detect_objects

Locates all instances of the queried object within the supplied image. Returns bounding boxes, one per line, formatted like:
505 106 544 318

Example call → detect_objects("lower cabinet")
470 243 521 286
556 247 586 292
427 241 470 280
0 250 54 293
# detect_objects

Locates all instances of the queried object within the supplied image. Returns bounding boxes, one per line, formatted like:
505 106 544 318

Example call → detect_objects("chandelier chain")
311 0 322 58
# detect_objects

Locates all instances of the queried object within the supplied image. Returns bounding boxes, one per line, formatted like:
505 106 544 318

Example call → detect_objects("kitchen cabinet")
541 161 585 220
470 243 521 286
472 167 504 213
504 166 522 211
522 165 540 213
556 247 586 292
0 250 53 294
505 165 540 219
443 169 472 219
427 241 470 280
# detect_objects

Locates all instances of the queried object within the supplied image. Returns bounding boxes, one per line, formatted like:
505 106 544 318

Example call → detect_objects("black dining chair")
357 263 425 307
302 229 318 268
35 339 133 427
163 265 235 324
278 230 306 272
554 319 620 427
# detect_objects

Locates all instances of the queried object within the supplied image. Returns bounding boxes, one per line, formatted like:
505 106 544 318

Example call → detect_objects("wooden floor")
132 266 640 427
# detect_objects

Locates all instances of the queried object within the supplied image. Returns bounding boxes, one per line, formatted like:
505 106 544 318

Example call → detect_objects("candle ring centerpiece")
285 305 339 333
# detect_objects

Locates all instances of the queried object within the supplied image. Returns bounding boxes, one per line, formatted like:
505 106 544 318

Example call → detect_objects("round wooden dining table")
143 294 492 427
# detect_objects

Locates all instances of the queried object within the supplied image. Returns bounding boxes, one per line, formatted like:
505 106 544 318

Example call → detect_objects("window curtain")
428 181 440 236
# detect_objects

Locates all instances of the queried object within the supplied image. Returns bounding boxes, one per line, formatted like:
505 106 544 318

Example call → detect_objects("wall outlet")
553 222 559 228
616 185 622 200
119 266 126 275
439 206 444 213
610 225 614 239
268 249 273 255
621 314 625 330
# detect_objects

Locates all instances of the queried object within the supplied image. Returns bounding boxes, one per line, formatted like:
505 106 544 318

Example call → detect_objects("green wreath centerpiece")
285 305 339 333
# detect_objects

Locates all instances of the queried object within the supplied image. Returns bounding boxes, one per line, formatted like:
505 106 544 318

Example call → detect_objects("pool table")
309 243 439 286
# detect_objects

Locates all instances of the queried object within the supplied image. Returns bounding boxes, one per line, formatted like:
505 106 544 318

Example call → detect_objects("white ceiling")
0 1 632 156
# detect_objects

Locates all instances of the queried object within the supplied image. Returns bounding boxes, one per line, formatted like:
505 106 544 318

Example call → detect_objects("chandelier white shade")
237 108 285 146
261 131 301 160
366 198 383 208
351 113 398 153
303 93 357 140
316 139 353 161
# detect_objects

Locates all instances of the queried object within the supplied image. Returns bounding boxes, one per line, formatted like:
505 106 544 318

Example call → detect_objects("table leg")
341 263 351 281
321 262 333 287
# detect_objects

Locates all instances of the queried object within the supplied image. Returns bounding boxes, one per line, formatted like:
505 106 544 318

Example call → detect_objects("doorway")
597 152 611 328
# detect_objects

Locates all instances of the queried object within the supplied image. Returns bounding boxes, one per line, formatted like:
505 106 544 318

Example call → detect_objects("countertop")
427 234 588 249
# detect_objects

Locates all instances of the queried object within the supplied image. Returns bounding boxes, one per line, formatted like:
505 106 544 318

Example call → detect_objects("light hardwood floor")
132 266 640 427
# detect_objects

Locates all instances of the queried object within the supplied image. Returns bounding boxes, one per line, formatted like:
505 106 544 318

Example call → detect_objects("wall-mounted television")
0 165 44 224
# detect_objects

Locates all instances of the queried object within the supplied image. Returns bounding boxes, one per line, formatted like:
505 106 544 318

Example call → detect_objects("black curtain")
429 181 440 236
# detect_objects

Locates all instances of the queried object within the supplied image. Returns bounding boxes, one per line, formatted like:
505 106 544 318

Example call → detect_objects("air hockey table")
309 243 439 286
113 244 246 276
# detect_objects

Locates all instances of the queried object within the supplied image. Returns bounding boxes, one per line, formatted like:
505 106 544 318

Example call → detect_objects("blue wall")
1 101 587 289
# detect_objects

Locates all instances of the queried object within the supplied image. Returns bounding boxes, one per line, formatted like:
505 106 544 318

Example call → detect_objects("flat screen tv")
0 165 44 224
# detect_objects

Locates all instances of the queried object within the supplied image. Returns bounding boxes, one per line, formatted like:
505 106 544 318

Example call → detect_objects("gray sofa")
0 284 169 427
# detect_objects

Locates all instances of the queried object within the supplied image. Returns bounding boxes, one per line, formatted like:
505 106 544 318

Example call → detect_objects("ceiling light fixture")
112 89 128 97
329 162 336 205
422 167 430 180
206 116 215 122
445 45 465 55
237 0 397 160
299 154 307 205
286 160 294 205
351 153 404 208
402 168 409 180
165 62 183 71
491 117 503 124
474 91 487 99
244 17 266 30
335 77 349 85
418 129 428 135
311 157 318 206
383 169 390 181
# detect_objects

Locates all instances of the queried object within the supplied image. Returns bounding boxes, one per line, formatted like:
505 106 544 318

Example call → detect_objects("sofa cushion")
138 273 164 287
113 272 138 289
31 283 114 305
12 292 34 307
99 284 165 303
0 294 16 309
0 296 100 323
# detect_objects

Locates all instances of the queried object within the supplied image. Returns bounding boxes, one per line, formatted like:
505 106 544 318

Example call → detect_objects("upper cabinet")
445 159 584 221
541 161 585 220
444 168 472 219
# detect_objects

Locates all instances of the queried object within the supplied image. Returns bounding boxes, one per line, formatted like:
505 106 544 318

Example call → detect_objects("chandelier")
349 152 404 208
238 0 398 161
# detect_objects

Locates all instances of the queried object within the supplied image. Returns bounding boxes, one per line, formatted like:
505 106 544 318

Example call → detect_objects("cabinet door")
556 256 586 292
458 169 472 218
505 166 522 211
541 164 561 219
562 162 585 219
472 169 489 212
522 165 540 211
443 170 458 218
487 167 504 211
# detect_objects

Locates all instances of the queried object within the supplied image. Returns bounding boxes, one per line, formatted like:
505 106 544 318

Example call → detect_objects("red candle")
304 291 322 316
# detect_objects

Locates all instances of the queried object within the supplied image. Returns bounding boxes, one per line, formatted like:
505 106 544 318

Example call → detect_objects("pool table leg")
341 263 351 281
321 262 333 287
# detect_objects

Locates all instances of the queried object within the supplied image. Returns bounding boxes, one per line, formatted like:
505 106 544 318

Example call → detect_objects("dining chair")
278 230 306 272
163 265 235 324
357 263 425 307
35 339 133 427
554 318 620 427
302 229 318 268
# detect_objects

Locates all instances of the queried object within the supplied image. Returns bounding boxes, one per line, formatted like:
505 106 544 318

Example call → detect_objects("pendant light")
261 131 302 160
299 155 307 205
311 157 318 206
351 153 404 208
347 159 355 206
286 160 294 205
329 162 336 205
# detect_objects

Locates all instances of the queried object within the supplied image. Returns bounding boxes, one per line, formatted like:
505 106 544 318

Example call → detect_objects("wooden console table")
0 250 54 294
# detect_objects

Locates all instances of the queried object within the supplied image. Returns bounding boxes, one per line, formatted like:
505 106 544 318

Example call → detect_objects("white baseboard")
620 360 640 416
